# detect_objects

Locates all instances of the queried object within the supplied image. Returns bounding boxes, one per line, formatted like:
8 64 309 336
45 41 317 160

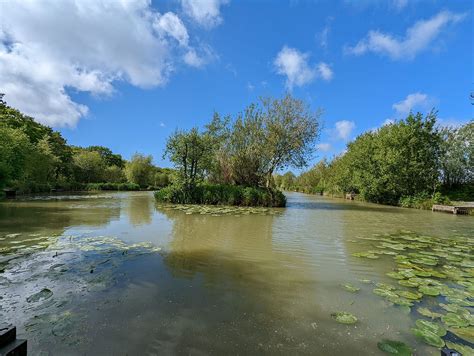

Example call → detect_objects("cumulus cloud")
347 11 466 60
154 12 189 47
274 46 333 89
316 143 332 152
0 0 214 127
335 120 356 140
392 92 433 116
181 0 229 28
317 63 333 81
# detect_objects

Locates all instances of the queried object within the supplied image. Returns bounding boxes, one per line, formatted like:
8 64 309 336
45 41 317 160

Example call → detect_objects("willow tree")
260 95 321 187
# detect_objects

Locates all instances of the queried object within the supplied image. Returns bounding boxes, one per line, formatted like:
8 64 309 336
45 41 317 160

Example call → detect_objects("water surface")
0 191 472 355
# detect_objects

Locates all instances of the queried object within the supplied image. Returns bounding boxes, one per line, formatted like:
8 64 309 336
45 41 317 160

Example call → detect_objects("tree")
0 124 32 188
260 95 321 187
125 154 154 187
87 146 125 168
440 121 473 187
73 150 106 183
163 129 214 189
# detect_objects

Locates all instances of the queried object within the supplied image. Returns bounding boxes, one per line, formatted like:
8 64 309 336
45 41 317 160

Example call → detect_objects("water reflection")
127 193 153 226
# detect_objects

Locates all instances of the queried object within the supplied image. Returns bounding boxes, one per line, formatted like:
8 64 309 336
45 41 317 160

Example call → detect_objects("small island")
155 94 321 207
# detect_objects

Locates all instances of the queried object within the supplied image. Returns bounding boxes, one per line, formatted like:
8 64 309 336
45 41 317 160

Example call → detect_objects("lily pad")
445 341 474 356
418 285 440 296
331 311 358 324
411 327 445 348
417 308 443 319
415 319 446 336
377 339 413 355
396 290 423 300
449 326 474 343
442 313 470 328
342 284 360 293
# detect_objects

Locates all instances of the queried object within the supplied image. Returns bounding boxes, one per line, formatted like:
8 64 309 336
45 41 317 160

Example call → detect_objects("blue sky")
0 0 472 169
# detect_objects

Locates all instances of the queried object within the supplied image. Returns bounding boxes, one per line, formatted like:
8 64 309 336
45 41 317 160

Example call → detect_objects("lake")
0 191 472 355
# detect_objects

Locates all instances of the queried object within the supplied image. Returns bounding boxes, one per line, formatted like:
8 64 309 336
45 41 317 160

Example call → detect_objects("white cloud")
274 46 332 89
335 120 356 140
183 45 217 68
318 25 330 48
392 92 433 116
159 121 166 127
347 11 466 60
317 62 333 81
0 0 213 127
316 143 332 152
154 12 189 47
181 0 229 28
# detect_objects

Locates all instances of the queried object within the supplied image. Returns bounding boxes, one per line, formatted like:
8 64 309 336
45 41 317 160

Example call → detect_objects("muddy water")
0 191 472 355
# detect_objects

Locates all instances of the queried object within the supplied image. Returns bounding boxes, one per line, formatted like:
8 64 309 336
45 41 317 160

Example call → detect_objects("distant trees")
440 122 473 187
284 114 473 205
125 154 155 188
0 95 173 193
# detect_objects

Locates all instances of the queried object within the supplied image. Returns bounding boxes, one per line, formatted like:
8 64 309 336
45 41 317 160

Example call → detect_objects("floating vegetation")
417 307 443 319
445 341 474 356
342 283 360 293
155 203 281 217
377 339 413 355
353 230 473 352
331 311 358 324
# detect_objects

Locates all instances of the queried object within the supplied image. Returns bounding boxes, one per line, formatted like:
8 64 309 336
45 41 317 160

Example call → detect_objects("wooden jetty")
432 204 474 215
0 325 27 355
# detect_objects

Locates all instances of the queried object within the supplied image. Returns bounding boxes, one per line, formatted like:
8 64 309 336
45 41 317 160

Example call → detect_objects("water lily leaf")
342 284 360 293
377 339 413 355
445 341 474 356
331 311 358 324
398 279 420 288
396 290 423 300
417 308 443 319
387 272 405 280
352 252 379 259
373 288 398 299
449 326 474 343
376 283 396 290
411 328 445 348
415 319 446 336
387 296 413 307
26 288 53 303
442 313 470 328
418 285 440 296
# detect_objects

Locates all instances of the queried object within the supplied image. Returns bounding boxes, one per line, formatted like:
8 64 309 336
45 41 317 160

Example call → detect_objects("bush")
399 192 450 210
155 183 286 207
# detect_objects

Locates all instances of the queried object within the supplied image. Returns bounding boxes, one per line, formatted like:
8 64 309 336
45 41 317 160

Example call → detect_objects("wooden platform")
432 204 474 215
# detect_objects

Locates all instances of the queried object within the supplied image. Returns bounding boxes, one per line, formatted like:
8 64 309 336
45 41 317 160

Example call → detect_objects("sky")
0 0 472 169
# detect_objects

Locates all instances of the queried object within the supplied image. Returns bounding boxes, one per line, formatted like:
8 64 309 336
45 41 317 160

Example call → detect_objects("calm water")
0 191 472 355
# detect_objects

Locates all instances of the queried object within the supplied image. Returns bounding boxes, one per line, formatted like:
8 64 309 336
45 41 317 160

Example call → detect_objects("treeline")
155 95 322 207
0 95 173 195
276 112 473 208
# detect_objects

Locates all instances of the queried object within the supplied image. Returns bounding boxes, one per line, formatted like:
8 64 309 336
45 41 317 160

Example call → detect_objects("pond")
0 191 472 355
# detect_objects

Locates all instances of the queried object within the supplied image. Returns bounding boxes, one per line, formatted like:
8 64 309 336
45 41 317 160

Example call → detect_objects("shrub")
399 192 450 210
155 183 286 207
